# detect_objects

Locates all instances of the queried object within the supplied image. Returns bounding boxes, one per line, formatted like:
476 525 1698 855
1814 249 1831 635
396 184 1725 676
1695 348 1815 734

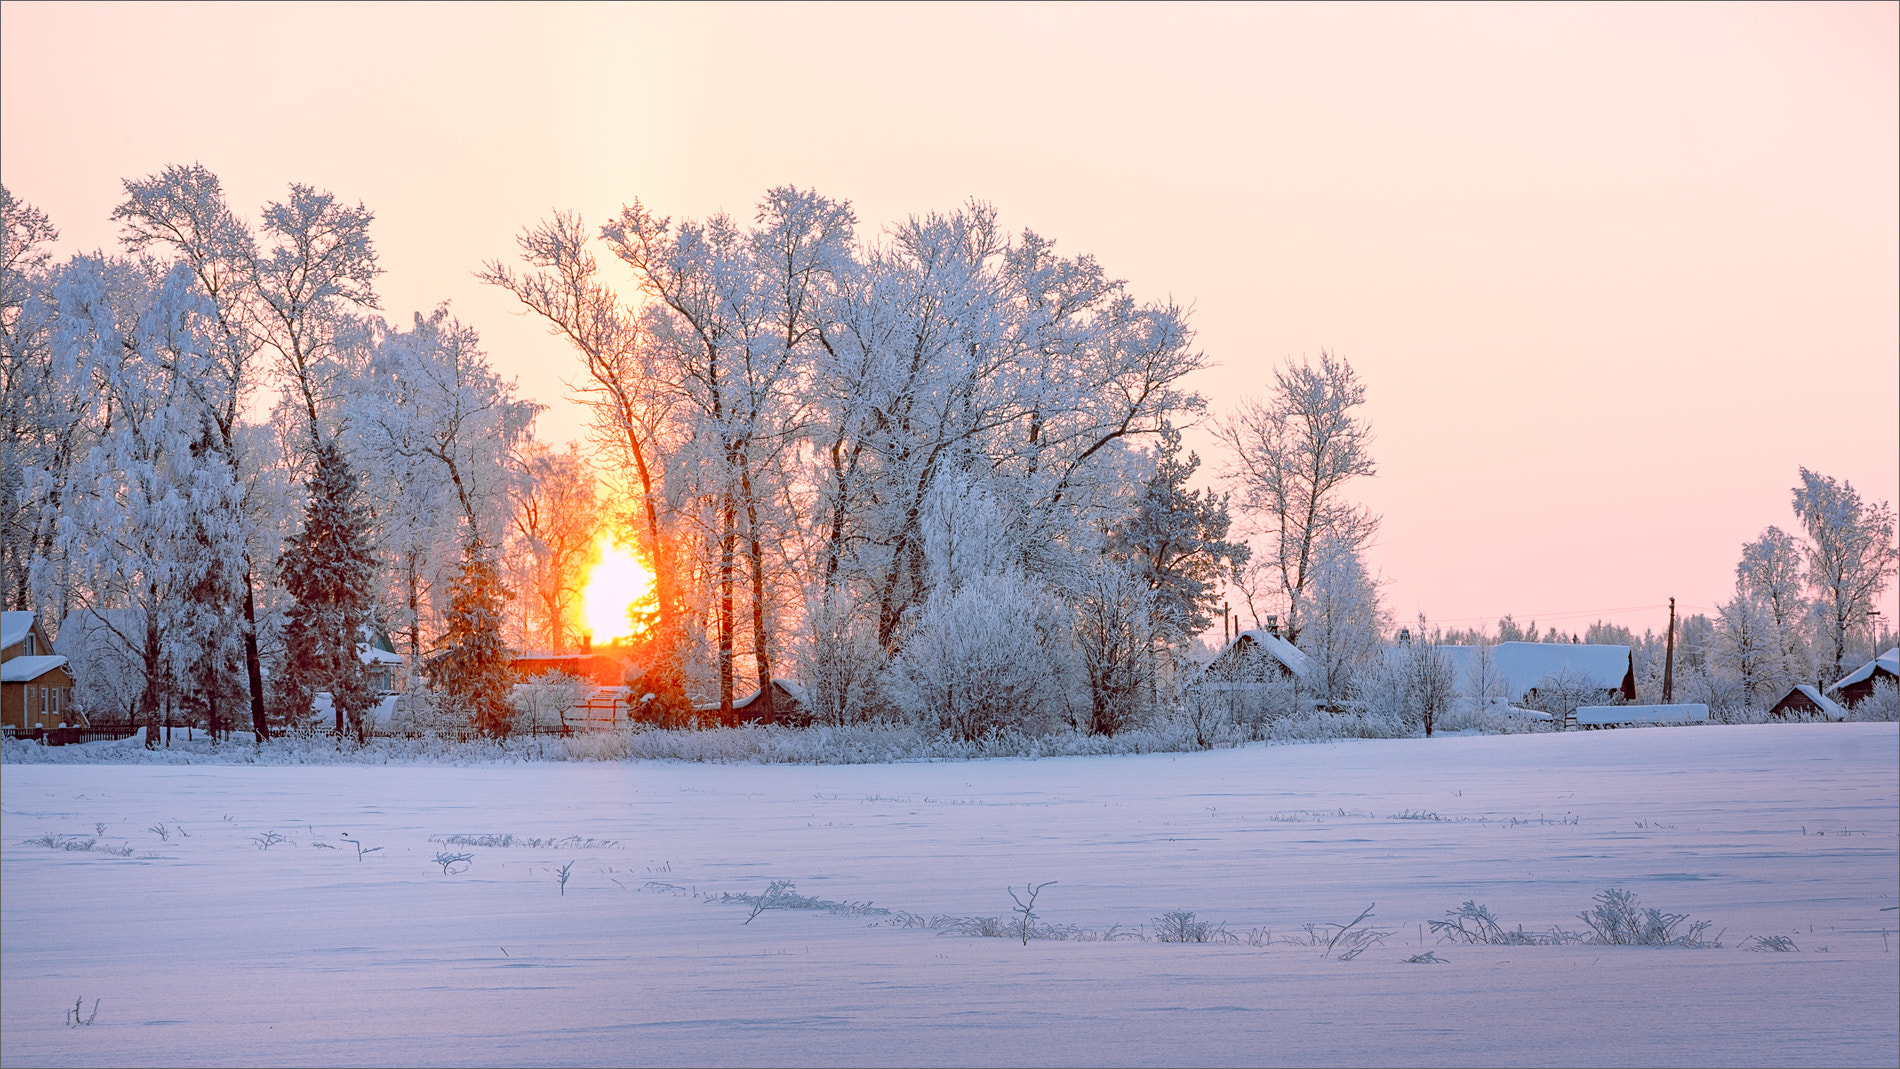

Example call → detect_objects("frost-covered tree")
425 551 514 738
277 440 377 739
112 164 280 738
1791 468 1897 681
1 187 65 614
1735 526 1812 690
1068 558 1157 735
602 189 852 718
1462 639 1512 713
255 184 381 449
1217 352 1377 644
45 256 246 746
350 305 538 680
1108 423 1250 641
1369 615 1456 736
792 587 888 726
480 212 687 707
1712 589 1777 707
886 571 1075 741
508 442 600 654
1297 535 1388 710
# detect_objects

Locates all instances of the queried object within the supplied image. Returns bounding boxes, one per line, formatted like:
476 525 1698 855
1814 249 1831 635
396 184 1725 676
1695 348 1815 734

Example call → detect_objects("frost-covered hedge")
4 707 1418 766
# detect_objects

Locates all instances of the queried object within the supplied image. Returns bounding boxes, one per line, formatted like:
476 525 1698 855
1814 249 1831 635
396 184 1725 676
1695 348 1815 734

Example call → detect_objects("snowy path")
3 724 1895 1067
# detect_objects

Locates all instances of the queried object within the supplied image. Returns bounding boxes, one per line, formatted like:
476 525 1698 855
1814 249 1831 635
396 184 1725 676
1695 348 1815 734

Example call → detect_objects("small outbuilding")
1830 647 1898 708
510 651 640 688
1195 628 1318 688
1766 684 1847 722
697 679 810 726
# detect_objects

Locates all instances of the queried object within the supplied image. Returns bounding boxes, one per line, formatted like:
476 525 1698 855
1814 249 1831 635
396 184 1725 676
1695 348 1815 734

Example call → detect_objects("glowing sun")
579 532 654 643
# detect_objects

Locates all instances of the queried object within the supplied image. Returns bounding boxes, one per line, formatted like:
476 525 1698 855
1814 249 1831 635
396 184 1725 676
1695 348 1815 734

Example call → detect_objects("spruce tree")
427 543 515 738
278 441 377 740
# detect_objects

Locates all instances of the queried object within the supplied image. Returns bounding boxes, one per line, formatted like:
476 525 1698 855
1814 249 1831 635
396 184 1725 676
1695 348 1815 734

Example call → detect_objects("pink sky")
4 2 1895 638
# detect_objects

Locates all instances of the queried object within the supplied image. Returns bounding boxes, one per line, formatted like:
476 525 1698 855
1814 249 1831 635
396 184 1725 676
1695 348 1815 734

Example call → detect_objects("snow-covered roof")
1391 642 1631 704
53 608 144 657
1 655 70 683
1777 684 1847 721
1 611 34 649
1831 647 1899 691
1575 704 1708 725
357 644 404 666
1224 629 1316 681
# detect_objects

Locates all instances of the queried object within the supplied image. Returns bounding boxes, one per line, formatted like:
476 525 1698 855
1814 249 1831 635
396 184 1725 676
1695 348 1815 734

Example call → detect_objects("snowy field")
3 724 1895 1068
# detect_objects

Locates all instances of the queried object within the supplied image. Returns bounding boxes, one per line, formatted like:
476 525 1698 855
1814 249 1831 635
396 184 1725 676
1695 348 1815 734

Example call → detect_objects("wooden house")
1831 647 1898 708
695 679 810 727
2 612 81 733
1766 684 1847 721
1195 628 1317 688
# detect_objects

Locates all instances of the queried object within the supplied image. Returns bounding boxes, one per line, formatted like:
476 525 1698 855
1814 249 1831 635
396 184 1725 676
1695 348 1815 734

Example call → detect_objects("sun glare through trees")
579 533 654 644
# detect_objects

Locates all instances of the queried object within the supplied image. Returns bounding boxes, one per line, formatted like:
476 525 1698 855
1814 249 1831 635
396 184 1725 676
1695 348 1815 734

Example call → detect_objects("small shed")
2 612 81 733
1767 684 1847 722
698 679 810 726
1831 647 1898 708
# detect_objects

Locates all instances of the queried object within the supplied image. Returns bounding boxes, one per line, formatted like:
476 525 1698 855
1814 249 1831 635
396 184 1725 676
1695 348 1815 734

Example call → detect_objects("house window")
23 633 36 656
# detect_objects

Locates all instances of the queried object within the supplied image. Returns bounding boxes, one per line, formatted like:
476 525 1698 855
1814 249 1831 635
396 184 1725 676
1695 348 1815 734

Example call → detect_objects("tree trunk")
741 460 774 722
243 569 269 742
718 493 736 719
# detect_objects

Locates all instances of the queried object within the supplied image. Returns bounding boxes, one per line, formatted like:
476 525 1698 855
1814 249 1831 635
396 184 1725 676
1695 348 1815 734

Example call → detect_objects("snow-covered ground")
3 723 1895 1067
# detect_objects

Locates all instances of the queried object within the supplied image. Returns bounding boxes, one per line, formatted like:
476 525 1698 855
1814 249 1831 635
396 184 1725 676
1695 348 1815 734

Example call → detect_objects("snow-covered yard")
3 723 1895 1067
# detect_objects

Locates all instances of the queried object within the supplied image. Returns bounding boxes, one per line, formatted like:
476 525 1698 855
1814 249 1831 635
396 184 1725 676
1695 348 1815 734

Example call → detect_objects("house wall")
2 673 77 730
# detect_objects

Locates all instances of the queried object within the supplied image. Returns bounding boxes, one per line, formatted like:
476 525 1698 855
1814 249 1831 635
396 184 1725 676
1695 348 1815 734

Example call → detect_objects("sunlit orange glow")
579 532 654 643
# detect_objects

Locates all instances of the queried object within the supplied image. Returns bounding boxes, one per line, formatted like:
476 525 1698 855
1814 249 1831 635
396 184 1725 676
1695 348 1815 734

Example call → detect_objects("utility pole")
1662 597 1676 702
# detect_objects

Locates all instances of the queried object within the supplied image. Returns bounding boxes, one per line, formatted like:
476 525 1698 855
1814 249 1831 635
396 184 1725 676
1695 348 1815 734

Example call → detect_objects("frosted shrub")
1429 901 1577 946
383 690 465 739
886 572 1075 741
1182 670 1299 744
1438 700 1545 735
792 589 889 726
510 672 589 736
1152 910 1234 944
1579 888 1720 947
1849 679 1899 722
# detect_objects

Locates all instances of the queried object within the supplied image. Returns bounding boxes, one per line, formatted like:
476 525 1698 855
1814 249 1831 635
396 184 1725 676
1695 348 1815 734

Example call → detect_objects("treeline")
3 173 1296 744
1431 468 1898 719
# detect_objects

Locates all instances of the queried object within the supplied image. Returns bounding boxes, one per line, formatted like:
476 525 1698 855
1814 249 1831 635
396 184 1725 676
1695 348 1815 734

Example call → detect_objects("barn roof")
1832 648 1899 691
1 611 33 649
1 655 70 683
1390 642 1632 703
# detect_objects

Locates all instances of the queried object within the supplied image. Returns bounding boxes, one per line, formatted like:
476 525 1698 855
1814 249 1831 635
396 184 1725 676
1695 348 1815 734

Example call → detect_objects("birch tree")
1792 468 1898 681
1217 352 1377 644
1735 526 1812 689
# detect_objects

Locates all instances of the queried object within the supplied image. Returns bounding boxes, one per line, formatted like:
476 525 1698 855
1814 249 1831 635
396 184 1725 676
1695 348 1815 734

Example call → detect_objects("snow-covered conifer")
277 440 377 739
